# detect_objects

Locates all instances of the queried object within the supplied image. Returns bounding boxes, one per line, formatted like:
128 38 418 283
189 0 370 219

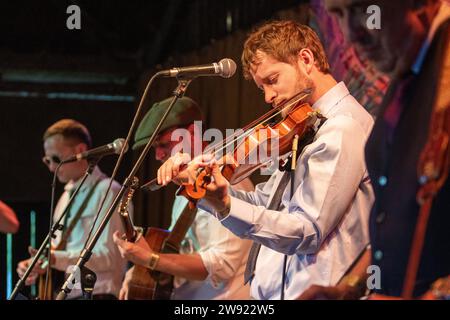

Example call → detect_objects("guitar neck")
119 177 139 243
120 211 137 242
164 205 197 252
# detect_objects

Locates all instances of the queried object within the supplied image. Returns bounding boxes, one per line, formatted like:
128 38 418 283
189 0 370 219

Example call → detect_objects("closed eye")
267 76 278 85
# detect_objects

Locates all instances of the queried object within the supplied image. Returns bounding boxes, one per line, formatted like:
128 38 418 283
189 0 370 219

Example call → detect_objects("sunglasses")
42 155 62 166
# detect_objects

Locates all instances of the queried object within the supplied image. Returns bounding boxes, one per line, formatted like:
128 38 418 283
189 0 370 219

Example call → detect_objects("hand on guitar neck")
113 231 154 269
16 246 53 286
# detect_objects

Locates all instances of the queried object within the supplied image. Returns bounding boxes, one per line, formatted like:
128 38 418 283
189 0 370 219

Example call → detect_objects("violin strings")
205 91 309 158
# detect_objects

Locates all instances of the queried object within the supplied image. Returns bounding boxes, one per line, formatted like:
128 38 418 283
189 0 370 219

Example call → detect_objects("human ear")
297 48 315 74
75 143 88 153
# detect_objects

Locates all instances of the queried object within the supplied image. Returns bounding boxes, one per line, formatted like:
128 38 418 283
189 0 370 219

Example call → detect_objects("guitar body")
127 227 175 300
119 178 196 300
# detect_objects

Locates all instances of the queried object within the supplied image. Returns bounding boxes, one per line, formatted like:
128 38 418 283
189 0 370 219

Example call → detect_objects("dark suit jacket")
365 20 450 297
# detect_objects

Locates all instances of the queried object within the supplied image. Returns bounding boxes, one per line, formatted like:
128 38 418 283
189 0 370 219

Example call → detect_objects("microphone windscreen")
113 138 128 154
219 58 237 78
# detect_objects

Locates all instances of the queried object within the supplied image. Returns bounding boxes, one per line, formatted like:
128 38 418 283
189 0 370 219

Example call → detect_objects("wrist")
147 253 160 271
216 195 231 219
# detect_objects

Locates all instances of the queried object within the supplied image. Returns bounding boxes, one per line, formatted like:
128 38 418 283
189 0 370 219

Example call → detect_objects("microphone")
160 58 237 78
61 138 128 163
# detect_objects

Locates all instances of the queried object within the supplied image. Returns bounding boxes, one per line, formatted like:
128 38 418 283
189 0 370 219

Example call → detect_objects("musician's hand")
297 285 340 300
113 231 153 268
28 246 56 265
119 267 134 300
158 153 231 214
366 293 403 300
16 259 34 285
297 284 363 300
157 152 192 186
16 258 45 285
198 159 231 217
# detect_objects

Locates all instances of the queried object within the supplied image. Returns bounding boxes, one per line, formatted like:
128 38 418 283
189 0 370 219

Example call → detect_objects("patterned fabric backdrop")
310 0 390 117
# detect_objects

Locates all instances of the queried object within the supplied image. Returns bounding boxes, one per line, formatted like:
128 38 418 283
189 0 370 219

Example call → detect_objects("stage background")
0 0 387 299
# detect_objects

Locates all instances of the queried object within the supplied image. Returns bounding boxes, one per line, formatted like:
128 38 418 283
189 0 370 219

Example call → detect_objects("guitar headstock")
119 177 140 242
119 177 139 215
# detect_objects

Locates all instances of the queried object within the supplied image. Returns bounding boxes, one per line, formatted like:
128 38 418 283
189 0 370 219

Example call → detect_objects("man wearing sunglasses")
17 119 128 300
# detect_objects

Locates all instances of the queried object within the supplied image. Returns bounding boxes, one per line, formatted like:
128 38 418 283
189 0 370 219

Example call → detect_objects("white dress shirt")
198 82 375 299
52 166 128 299
170 196 252 300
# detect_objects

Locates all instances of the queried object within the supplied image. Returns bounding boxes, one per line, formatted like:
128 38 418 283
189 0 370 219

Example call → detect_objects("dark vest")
365 21 450 297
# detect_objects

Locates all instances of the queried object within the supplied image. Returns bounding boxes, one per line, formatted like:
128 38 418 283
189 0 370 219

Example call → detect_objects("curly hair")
242 20 330 79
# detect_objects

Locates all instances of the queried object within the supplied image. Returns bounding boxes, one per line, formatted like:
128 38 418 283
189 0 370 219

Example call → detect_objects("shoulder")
322 93 374 135
318 114 371 140
95 176 122 194
303 113 372 160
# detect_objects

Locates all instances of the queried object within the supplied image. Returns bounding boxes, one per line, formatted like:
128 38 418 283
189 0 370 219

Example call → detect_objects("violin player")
156 21 375 300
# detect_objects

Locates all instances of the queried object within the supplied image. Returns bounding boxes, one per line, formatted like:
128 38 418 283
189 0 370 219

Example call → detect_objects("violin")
144 90 324 208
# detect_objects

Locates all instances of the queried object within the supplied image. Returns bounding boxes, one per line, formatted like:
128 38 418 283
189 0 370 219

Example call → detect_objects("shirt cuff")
198 251 222 289
220 196 261 238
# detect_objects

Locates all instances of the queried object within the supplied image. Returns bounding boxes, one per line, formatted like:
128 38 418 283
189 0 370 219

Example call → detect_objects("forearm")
218 196 321 255
153 253 208 281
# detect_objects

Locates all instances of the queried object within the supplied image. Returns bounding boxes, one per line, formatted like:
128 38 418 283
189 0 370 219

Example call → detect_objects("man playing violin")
113 97 254 299
156 21 375 299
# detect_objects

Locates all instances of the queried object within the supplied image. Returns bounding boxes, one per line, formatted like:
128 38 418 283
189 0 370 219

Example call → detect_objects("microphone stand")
55 78 192 300
9 159 99 300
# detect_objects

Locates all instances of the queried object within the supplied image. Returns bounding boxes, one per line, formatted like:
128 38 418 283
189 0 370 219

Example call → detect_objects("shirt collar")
311 81 349 117
411 1 450 74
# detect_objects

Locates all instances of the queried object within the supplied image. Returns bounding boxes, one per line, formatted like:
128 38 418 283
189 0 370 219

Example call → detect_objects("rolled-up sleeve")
193 210 252 288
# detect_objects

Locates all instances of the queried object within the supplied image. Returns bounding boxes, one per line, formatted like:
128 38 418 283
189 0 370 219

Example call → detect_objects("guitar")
37 178 103 299
118 177 197 300
36 245 65 300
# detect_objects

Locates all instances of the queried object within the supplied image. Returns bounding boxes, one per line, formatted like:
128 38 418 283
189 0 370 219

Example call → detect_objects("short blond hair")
43 119 92 148
242 20 330 79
